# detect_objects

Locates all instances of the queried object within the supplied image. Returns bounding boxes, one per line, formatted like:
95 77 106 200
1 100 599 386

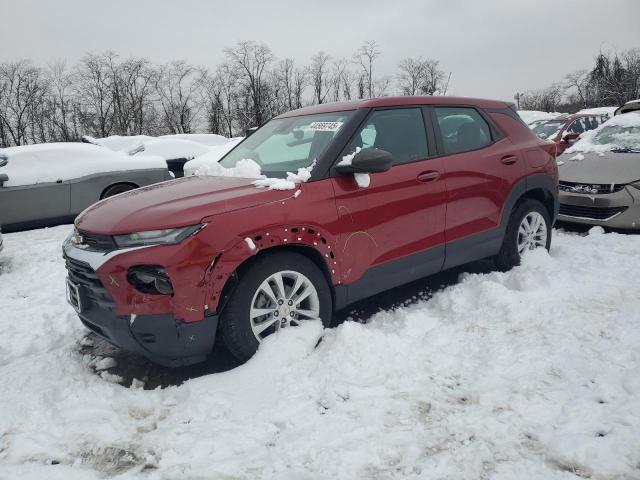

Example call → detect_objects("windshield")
532 120 564 139
220 112 354 174
591 124 640 151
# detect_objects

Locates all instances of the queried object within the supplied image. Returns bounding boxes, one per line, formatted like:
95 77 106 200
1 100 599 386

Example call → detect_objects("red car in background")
531 113 609 155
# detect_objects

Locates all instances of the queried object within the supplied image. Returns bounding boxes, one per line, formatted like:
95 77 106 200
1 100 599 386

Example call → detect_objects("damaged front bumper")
63 234 219 367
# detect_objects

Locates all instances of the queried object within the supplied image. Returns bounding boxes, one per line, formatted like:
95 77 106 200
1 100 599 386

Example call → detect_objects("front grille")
65 256 116 311
559 204 628 220
559 181 625 194
78 230 117 252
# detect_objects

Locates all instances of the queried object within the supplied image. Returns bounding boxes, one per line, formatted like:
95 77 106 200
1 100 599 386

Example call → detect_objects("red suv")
63 97 559 366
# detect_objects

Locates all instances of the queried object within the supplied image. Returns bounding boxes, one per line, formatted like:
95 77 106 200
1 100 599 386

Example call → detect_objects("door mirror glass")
0 173 8 187
335 148 393 174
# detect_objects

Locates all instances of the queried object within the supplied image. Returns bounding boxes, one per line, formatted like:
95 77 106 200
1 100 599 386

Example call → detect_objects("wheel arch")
502 174 559 230
100 181 140 199
207 227 339 315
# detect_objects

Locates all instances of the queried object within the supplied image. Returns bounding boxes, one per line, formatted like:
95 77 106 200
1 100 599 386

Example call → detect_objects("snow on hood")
183 138 244 176
130 138 211 160
0 143 166 187
566 112 640 154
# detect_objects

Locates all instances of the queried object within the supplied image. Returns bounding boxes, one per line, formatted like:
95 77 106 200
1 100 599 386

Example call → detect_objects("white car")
0 143 170 232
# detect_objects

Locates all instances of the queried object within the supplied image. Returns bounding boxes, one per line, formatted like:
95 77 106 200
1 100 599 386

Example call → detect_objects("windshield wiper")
611 147 640 153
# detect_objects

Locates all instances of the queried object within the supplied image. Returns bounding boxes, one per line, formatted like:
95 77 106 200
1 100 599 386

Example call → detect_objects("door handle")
500 155 518 165
417 171 440 183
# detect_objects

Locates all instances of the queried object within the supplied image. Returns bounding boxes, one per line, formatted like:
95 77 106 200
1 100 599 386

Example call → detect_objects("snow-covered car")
183 137 244 176
158 133 230 147
557 112 640 229
614 99 640 116
129 138 212 177
518 110 562 126
0 143 171 232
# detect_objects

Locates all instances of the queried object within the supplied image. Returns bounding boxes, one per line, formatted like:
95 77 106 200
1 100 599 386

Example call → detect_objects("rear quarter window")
434 107 493 155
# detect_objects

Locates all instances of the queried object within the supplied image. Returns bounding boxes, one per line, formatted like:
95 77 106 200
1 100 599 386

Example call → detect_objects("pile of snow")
253 163 314 190
517 110 562 125
1 225 639 479
577 106 617 117
183 138 244 176
0 143 166 187
191 157 263 179
128 138 210 160
566 112 640 154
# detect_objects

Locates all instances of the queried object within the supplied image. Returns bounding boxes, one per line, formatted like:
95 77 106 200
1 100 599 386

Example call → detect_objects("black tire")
219 252 333 362
494 198 551 271
101 183 136 199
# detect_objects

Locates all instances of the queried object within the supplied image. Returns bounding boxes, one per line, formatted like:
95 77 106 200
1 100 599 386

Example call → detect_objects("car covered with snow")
531 113 608 155
182 137 245 176
614 99 640 116
63 96 558 367
557 112 640 230
0 143 171 232
128 137 212 177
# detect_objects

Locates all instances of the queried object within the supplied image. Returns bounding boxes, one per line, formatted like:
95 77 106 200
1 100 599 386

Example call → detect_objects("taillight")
540 140 557 159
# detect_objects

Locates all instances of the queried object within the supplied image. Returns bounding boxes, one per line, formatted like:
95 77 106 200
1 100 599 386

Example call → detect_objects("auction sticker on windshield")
308 121 343 132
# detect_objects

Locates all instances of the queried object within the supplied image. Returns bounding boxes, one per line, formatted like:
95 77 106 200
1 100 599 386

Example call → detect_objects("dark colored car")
531 113 608 155
63 96 559 367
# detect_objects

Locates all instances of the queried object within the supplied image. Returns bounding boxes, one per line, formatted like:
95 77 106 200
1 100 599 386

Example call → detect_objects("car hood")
558 151 640 184
75 175 292 235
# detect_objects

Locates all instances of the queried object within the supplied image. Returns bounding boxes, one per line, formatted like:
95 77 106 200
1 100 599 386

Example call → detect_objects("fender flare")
203 224 340 313
500 174 559 232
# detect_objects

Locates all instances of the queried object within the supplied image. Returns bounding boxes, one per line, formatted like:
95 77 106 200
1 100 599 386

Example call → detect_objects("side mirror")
335 148 393 174
0 173 8 187
562 132 580 144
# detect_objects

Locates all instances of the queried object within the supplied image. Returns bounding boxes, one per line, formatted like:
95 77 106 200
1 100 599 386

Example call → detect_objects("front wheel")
219 252 333 362
494 198 551 271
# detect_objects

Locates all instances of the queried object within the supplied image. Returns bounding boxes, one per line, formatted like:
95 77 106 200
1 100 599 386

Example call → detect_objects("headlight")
114 224 204 248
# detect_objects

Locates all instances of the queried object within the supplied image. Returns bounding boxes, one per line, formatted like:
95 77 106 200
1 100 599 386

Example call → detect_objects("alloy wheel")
249 270 320 342
517 211 547 255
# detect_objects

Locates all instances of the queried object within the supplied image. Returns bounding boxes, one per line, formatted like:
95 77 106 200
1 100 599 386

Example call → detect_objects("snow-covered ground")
1 226 639 479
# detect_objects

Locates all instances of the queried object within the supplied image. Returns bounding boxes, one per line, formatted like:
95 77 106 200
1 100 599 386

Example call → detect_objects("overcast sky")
1 0 638 102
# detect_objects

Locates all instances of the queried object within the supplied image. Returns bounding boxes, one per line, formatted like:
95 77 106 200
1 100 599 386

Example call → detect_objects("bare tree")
225 41 274 128
564 70 589 108
309 51 331 104
0 60 48 145
353 40 380 98
155 61 202 134
397 57 424 95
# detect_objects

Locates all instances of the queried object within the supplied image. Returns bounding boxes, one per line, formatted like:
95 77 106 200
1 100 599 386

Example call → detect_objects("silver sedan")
0 143 172 232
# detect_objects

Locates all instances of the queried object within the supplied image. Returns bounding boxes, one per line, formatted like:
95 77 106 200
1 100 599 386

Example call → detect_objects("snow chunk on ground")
1 226 640 478
570 153 585 161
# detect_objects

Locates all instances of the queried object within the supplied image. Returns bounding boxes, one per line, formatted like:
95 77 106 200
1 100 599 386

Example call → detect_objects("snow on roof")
158 133 230 146
131 138 211 160
517 110 562 125
85 135 154 152
577 106 617 117
0 142 166 187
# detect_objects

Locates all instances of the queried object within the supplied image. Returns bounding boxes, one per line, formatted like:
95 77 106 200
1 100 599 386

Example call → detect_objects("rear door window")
434 107 492 155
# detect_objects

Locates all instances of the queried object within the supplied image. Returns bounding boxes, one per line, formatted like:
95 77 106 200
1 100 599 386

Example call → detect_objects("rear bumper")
558 186 640 230
77 305 218 367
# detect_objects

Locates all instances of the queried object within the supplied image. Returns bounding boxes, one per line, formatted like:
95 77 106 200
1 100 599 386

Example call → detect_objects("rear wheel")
219 252 332 362
101 183 136 199
494 198 551 271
